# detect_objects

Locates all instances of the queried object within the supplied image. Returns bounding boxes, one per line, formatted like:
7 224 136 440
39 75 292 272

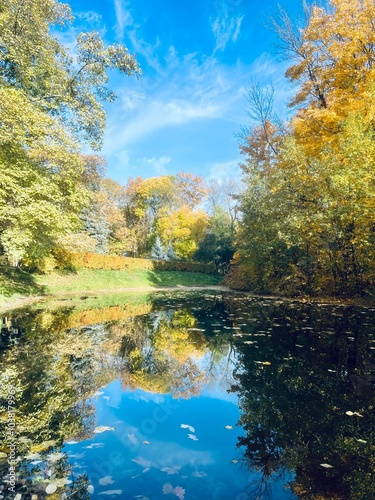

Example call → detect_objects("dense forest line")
229 0 375 297
1 0 375 298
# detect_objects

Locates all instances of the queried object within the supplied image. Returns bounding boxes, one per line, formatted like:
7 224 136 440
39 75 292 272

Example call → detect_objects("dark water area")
0 291 374 499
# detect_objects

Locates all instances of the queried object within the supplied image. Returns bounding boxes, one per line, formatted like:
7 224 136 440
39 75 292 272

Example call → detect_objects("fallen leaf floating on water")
262 361 271 365
0 452 7 459
355 438 367 443
98 490 123 496
188 434 198 441
162 483 185 500
87 485 95 494
47 452 65 463
35 440 57 450
224 425 233 430
19 436 31 444
85 443 105 449
180 424 195 433
143 440 150 445
230 460 238 464
345 411 363 417
93 426 115 433
320 463 333 468
53 478 72 487
45 483 58 494
99 476 114 486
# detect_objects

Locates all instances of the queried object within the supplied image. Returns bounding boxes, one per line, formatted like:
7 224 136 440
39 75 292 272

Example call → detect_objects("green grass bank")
0 265 223 312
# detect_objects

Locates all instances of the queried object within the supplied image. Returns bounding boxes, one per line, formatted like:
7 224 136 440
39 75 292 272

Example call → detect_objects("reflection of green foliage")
0 309 114 458
6 292 374 498
230 299 375 499
0 291 234 496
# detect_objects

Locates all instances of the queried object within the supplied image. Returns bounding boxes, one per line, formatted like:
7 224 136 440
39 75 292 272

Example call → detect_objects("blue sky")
62 0 304 184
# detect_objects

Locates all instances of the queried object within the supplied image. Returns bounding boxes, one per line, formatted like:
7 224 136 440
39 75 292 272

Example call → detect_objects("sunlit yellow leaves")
157 207 209 260
289 0 375 156
237 0 375 295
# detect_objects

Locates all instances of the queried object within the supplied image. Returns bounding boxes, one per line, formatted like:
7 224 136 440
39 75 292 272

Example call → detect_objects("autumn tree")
234 0 375 296
156 207 209 260
0 0 140 265
122 174 208 258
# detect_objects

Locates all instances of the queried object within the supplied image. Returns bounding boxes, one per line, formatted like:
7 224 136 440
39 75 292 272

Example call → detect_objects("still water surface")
0 291 374 499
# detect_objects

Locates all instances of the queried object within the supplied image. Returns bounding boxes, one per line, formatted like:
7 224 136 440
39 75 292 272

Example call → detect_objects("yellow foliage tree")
156 207 209 260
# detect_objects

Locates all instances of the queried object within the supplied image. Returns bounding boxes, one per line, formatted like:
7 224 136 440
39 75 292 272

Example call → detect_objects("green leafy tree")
194 208 235 274
0 0 140 265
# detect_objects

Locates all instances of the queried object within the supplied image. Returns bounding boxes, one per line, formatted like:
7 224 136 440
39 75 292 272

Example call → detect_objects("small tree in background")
150 236 166 260
166 242 177 261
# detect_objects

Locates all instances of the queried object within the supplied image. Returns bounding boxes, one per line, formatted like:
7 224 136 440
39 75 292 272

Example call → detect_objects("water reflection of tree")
5 293 373 499
114 310 208 398
0 309 114 497
230 300 375 500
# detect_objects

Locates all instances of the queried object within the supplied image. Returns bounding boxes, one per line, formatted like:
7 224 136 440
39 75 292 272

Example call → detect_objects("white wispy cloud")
98 3 292 183
143 156 171 176
103 54 248 154
114 0 134 41
211 13 244 54
75 10 103 26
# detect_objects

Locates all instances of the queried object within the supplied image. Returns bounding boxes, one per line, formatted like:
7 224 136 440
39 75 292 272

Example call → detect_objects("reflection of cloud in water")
84 443 105 449
192 471 207 477
124 389 166 404
130 444 214 472
200 387 238 404
161 466 181 475
98 490 123 496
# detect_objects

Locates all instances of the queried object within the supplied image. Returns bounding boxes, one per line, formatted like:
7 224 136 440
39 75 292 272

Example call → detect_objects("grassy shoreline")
0 266 224 313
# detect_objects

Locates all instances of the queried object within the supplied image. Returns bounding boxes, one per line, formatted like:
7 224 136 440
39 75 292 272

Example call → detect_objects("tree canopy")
230 0 375 296
0 0 140 265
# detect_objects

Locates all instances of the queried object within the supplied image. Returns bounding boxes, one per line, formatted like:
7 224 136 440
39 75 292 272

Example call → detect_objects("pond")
0 291 374 499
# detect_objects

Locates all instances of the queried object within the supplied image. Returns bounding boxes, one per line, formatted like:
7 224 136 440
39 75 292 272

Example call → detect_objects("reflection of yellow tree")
154 310 206 363
119 310 208 398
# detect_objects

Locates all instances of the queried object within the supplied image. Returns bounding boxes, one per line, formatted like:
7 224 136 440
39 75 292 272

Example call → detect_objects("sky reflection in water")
1 291 374 499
